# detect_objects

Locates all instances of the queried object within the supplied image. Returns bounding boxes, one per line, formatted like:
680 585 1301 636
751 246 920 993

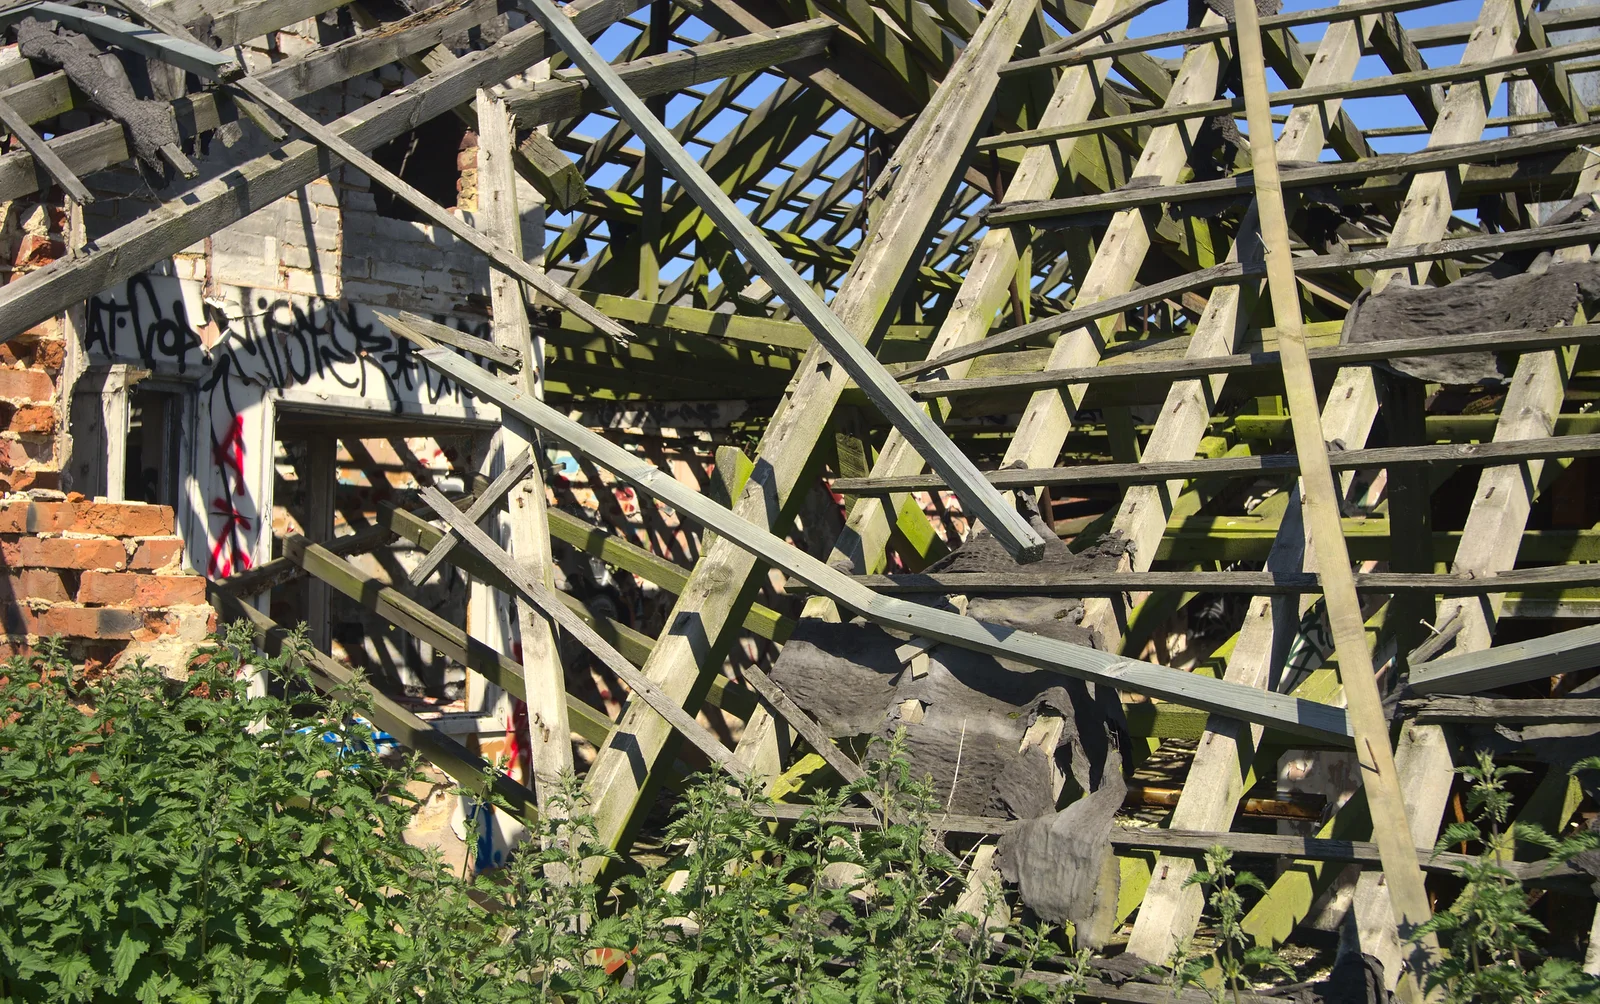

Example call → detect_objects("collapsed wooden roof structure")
4 0 1600 991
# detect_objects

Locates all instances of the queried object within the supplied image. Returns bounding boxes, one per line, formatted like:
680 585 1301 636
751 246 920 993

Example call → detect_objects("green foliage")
1410 752 1600 1004
1 636 1101 1003
1167 846 1292 1004
0 626 454 1003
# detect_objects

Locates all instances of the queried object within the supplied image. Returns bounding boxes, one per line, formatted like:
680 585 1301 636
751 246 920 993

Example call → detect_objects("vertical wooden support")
476 88 573 805
1376 372 1432 660
67 363 140 501
304 435 336 654
560 0 1046 858
638 0 668 299
1230 1 1439 997
1124 490 1310 963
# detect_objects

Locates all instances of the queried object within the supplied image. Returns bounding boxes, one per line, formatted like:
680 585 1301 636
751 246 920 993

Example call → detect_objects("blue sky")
547 0 1514 287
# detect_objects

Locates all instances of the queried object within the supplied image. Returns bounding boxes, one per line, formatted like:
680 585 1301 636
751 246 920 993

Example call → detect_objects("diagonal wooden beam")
0 92 90 204
532 0 1054 860
408 447 535 588
519 0 1043 561
420 486 753 779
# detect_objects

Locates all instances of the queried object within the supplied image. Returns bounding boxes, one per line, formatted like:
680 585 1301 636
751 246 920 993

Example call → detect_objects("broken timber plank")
515 0 1046 563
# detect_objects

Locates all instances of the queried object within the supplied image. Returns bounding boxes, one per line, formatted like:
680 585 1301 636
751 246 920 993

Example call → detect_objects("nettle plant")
1 628 1094 1002
1166 846 1293 1004
0 627 478 1002
1410 752 1600 1004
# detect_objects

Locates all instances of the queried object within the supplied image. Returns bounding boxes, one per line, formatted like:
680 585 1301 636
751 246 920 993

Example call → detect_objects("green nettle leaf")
111 929 152 987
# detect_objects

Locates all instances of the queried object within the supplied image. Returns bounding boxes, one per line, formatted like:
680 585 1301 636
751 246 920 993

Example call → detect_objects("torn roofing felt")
17 17 183 173
769 516 1130 821
1340 257 1600 385
1342 194 1600 386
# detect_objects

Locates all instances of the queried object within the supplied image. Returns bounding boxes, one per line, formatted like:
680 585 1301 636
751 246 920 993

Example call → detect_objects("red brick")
12 569 70 604
19 537 126 571
13 236 65 269
33 605 140 639
4 469 59 493
0 368 52 401
35 340 63 371
2 438 52 467
77 571 137 605
133 575 206 608
0 501 73 533
3 403 55 434
72 503 175 538
129 537 184 571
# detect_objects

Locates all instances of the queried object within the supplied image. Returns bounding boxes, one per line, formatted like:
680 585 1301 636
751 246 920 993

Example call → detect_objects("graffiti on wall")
85 273 484 411
85 272 497 580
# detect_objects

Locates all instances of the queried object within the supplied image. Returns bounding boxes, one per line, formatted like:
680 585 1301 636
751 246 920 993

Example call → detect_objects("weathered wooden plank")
1400 695 1600 723
1410 622 1600 694
517 0 1046 562
831 432 1600 494
986 120 1600 224
378 310 523 372
422 346 1356 748
1232 0 1440 987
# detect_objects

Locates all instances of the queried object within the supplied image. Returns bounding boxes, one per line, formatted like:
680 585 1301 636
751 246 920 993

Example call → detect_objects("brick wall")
0 197 70 494
0 497 212 669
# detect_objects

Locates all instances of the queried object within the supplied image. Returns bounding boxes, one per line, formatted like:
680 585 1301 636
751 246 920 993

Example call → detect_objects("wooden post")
303 435 336 654
475 89 574 808
1230 0 1439 995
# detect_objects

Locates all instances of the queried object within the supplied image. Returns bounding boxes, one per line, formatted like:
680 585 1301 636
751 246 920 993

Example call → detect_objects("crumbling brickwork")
0 199 70 494
0 496 213 667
